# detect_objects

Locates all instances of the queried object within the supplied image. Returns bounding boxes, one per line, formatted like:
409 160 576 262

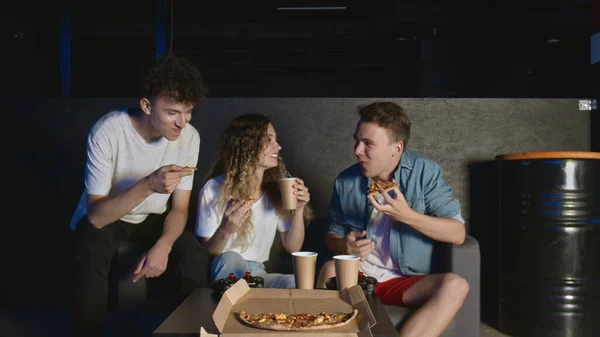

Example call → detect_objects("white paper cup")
333 255 360 290
292 252 318 289
278 178 297 210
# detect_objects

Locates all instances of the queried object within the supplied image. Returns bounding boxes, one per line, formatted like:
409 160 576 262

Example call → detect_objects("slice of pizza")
182 166 197 171
290 309 358 331
367 179 398 196
238 311 296 331
228 197 256 205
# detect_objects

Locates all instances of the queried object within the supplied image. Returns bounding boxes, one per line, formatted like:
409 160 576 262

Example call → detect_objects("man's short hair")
141 53 208 105
358 101 411 146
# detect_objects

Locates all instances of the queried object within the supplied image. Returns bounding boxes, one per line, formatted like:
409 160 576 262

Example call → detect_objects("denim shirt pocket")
399 231 434 275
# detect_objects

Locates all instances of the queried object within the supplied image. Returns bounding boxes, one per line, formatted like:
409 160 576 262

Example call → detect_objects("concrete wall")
5 97 590 311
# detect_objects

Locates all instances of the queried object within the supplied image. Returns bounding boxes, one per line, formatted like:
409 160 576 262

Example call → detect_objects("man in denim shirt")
317 102 470 337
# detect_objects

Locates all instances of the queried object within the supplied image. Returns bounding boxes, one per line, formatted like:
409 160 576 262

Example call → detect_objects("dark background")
1 0 597 332
3 0 595 98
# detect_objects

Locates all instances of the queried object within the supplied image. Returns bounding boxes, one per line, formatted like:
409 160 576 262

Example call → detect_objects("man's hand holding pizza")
367 186 417 224
144 164 195 195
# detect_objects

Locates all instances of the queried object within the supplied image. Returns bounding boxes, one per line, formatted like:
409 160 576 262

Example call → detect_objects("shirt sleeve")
423 164 464 223
85 129 113 196
194 180 223 238
277 214 292 232
328 179 346 237
177 130 200 191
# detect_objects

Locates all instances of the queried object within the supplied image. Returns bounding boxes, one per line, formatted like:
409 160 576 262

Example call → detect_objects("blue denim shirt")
328 150 464 276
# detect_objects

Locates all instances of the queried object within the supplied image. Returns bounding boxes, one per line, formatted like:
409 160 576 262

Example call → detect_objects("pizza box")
200 279 377 337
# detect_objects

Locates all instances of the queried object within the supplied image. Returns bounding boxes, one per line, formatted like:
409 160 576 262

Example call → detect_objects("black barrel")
496 152 600 337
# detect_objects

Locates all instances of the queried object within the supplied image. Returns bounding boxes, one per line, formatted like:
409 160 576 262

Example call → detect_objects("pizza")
367 180 398 195
182 166 197 170
238 309 358 331
228 197 256 204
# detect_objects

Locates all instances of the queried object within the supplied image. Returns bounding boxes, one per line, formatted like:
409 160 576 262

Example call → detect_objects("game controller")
211 272 265 295
325 272 378 295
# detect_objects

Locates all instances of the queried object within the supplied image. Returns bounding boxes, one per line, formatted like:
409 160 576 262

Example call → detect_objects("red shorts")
374 275 428 306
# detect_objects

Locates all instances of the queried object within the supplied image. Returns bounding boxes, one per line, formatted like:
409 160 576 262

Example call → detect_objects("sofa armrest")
445 235 481 337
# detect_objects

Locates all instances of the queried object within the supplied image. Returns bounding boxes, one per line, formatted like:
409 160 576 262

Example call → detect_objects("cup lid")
292 251 318 257
333 255 360 260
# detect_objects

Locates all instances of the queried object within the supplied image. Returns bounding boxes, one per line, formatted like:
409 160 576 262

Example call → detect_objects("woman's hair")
205 114 314 252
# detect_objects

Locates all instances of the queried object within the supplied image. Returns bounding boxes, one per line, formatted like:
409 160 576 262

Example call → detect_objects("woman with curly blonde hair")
194 114 313 288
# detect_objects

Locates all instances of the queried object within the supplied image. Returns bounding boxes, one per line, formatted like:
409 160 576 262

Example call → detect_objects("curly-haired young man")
70 53 210 337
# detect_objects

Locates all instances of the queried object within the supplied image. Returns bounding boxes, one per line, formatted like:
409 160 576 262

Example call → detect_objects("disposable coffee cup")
333 255 360 291
278 178 298 210
292 251 318 289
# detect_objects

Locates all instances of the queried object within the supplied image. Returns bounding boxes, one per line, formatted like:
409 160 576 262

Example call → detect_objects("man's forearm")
403 212 466 245
87 178 152 228
156 209 188 249
325 235 347 255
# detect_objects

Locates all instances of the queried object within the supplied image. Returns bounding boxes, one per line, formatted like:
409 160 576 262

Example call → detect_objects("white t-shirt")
69 109 200 229
194 176 291 263
359 193 405 282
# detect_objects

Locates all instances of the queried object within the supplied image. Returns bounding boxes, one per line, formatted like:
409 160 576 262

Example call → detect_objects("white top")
70 109 200 229
194 176 291 263
359 193 405 282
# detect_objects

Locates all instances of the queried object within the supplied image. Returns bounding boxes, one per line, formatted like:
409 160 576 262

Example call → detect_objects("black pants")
72 214 209 337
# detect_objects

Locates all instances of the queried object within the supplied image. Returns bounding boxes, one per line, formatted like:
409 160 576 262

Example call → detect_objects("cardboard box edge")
212 279 251 332
200 326 220 337
343 286 377 329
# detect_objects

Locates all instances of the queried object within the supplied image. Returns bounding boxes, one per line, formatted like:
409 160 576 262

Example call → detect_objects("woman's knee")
210 251 247 280
265 274 296 289
212 251 245 265
282 275 296 289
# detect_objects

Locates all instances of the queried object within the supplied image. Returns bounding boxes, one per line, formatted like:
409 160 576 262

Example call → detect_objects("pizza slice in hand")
367 179 398 196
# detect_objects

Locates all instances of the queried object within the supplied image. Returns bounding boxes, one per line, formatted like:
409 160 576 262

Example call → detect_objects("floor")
1 311 510 337
481 323 510 337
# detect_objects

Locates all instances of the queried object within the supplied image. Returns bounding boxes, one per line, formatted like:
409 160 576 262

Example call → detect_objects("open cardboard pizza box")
200 279 377 337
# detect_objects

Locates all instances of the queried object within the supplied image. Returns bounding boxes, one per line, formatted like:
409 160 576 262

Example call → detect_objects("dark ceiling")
3 0 594 98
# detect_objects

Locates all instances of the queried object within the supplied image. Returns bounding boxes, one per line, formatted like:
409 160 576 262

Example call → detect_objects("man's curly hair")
205 114 314 252
141 53 208 105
